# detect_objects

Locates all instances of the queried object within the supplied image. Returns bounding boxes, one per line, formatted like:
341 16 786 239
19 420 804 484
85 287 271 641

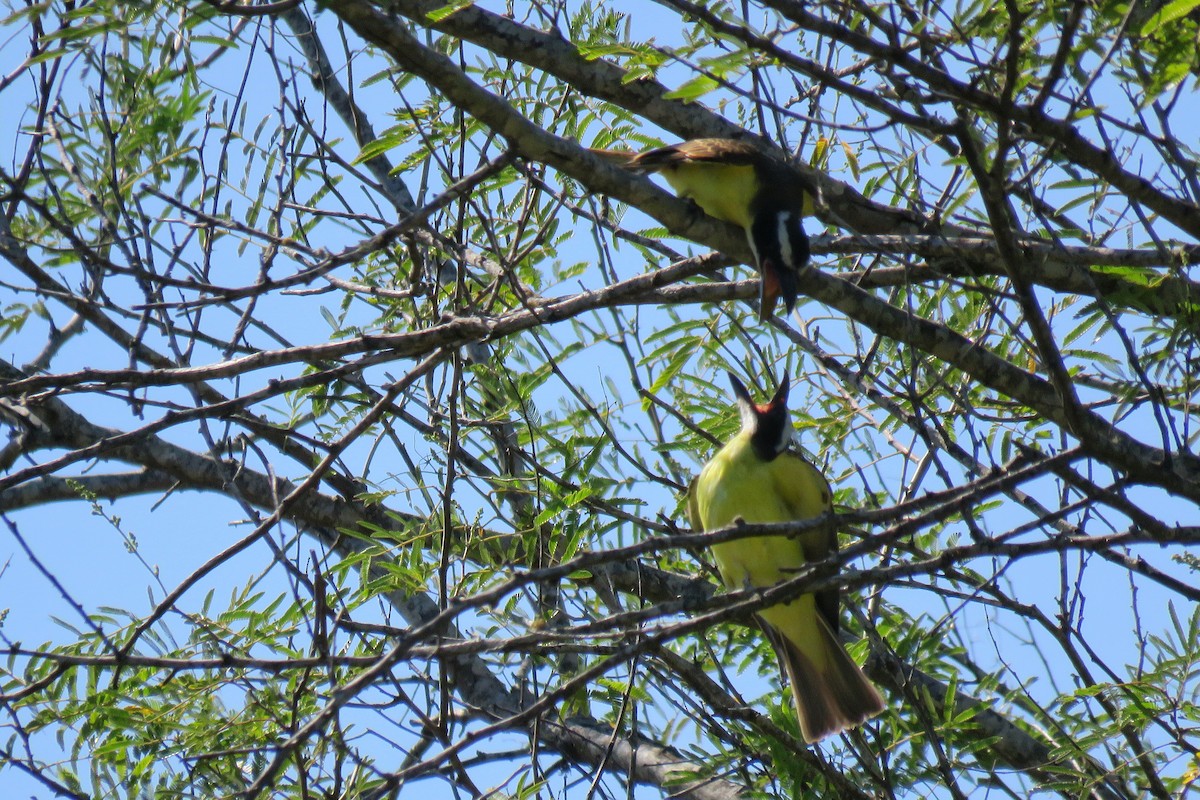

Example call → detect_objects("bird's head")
752 211 808 322
728 371 793 461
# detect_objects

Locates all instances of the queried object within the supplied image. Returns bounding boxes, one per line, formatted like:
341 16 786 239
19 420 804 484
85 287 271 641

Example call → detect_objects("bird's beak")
758 260 781 322
757 259 799 322
757 260 783 322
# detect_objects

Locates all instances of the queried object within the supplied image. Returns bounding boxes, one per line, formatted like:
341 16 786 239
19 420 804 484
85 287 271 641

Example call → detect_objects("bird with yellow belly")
591 138 814 321
687 371 884 743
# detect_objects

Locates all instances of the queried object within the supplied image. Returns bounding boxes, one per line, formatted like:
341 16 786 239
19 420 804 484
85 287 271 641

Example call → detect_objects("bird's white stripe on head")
773 418 795 455
776 212 793 267
736 396 758 434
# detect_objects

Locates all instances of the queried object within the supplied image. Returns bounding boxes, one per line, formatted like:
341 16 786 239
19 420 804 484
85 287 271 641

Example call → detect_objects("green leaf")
356 125 413 163
426 0 474 22
1140 0 1200 35
663 74 719 101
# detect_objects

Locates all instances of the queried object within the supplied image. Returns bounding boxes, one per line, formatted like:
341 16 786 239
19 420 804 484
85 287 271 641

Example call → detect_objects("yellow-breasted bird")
592 138 813 321
686 371 884 743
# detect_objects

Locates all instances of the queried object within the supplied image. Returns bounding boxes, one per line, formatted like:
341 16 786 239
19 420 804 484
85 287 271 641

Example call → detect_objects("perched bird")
592 138 813 321
686 371 883 743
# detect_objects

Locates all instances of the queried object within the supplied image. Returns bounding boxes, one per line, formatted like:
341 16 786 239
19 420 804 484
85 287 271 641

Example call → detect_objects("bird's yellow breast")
658 162 758 230
693 434 830 591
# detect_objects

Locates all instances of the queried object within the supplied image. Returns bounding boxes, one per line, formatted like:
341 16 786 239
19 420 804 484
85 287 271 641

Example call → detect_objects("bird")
686 370 884 743
591 138 813 321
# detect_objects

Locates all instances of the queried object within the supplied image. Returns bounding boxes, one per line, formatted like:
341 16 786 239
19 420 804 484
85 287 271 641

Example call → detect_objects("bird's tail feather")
761 615 884 743
586 147 643 170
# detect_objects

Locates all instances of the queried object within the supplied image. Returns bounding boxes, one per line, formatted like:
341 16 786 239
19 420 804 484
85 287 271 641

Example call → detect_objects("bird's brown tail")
762 615 884 743
587 147 640 168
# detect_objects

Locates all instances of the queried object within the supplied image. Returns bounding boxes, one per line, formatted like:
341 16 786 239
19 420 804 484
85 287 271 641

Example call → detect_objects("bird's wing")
685 475 703 531
773 449 840 632
630 138 762 171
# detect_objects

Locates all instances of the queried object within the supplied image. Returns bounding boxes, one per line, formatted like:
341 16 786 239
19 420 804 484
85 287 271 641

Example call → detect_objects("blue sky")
2 1 1198 797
